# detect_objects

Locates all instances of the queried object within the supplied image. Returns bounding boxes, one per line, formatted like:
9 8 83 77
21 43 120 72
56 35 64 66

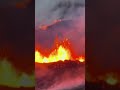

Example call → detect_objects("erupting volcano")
35 0 85 88
35 38 85 63
35 38 85 90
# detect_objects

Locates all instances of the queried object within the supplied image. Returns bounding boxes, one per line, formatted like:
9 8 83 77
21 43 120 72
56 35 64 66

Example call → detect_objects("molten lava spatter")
35 39 85 63
78 56 85 63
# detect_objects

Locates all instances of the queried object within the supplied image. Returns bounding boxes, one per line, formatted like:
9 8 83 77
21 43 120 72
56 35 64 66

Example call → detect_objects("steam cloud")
0 59 35 88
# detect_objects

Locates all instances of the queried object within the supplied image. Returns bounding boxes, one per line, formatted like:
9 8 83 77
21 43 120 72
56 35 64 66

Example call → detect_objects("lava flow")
35 39 85 63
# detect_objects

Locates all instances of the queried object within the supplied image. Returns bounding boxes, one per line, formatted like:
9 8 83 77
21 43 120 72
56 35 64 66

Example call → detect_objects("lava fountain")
35 38 85 90
35 38 85 63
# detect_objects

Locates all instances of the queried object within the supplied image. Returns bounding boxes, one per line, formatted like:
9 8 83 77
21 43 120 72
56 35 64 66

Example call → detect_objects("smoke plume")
35 0 85 26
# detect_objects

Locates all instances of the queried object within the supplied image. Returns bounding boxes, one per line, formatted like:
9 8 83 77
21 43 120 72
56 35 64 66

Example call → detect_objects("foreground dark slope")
35 60 85 90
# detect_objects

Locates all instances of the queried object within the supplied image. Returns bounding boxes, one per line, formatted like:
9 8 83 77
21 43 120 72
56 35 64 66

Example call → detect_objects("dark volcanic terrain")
35 60 85 90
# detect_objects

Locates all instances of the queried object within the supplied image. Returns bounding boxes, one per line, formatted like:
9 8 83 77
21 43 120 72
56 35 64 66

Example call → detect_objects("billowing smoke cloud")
0 59 35 88
35 0 85 26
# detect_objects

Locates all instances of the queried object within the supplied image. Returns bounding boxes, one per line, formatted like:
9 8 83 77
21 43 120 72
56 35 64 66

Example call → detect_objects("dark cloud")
51 0 84 19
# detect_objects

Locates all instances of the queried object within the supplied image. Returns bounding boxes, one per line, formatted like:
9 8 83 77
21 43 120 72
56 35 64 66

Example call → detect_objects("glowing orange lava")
35 39 85 63
39 19 62 30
